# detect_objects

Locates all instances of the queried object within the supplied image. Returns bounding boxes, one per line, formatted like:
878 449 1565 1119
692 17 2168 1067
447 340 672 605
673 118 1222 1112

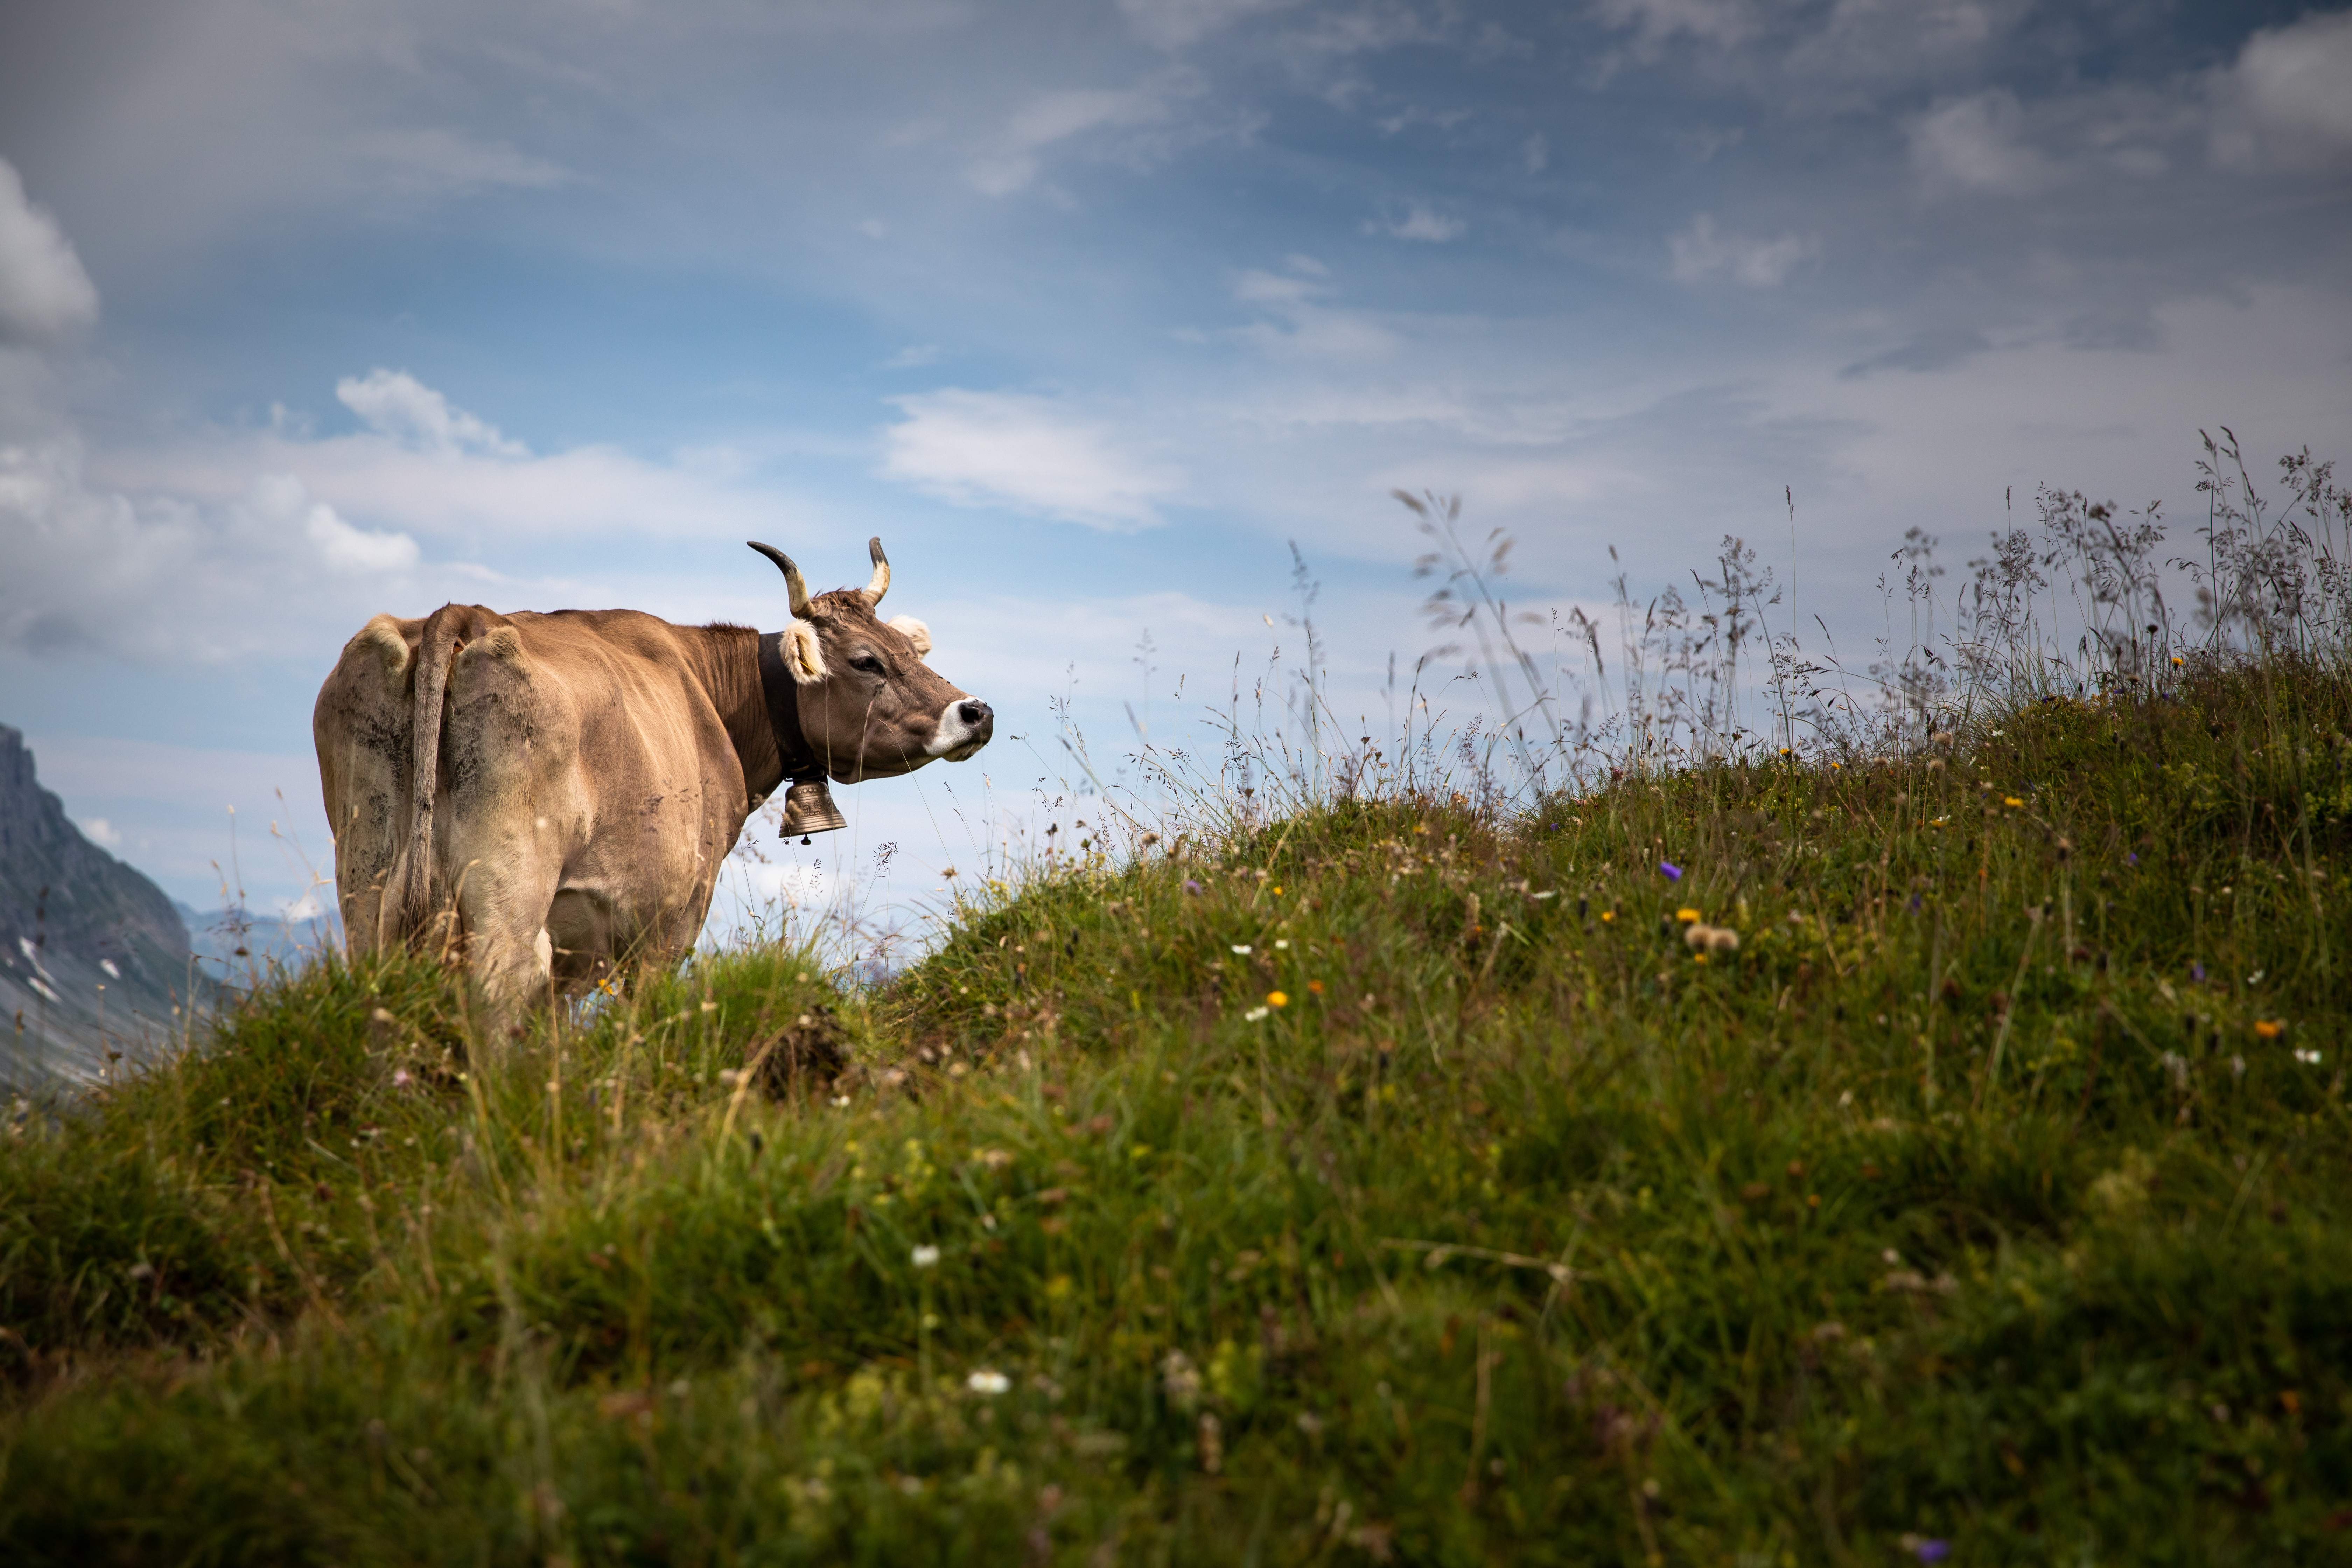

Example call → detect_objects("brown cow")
313 538 990 1008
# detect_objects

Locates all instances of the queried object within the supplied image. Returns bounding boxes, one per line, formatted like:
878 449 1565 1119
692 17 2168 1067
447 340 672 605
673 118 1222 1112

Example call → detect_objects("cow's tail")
385 604 465 948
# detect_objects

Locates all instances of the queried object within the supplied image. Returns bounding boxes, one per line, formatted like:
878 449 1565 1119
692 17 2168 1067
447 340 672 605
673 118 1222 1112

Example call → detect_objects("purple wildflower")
1659 862 1682 882
1908 893 1921 911
2191 962 2206 982
1183 879 1202 895
1914 1541 1950 1564
2126 852 2138 865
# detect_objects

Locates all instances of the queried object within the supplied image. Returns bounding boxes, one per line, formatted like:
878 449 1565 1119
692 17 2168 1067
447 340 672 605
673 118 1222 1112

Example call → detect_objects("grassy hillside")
3 650 2347 1565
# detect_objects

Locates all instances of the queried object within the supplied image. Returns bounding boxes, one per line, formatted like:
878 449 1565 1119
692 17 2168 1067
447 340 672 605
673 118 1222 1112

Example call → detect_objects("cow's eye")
851 652 886 674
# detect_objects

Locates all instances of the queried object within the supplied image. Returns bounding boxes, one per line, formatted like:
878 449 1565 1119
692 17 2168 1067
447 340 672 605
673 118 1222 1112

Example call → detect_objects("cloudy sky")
1 0 2347 928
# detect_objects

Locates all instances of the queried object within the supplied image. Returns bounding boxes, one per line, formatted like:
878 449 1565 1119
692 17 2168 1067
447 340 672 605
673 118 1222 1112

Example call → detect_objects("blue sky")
2 0 2348 929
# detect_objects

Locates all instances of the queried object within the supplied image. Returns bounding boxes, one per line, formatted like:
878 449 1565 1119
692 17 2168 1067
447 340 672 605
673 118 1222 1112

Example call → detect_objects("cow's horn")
746 541 812 618
864 536 890 606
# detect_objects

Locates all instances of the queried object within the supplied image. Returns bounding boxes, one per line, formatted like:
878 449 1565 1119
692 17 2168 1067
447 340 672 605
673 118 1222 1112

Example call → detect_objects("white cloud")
1233 267 1325 305
967 86 1169 195
0 416 435 663
1118 0 1299 49
1 361 817 665
358 128 576 197
79 816 122 850
1778 0 2017 92
1593 0 1762 55
1909 89 2056 197
1376 105 1472 138
1387 205 1465 242
1668 214 1814 287
1523 133 1549 173
1227 272 1403 364
336 369 529 457
881 389 1184 529
961 70 1263 196
1838 326 1991 378
115 417 796 550
0 159 100 349
257 472 422 574
2210 10 2352 170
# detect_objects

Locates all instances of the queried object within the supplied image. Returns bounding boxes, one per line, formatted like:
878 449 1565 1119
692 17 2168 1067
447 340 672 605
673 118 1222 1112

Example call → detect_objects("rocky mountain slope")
1 726 200 1085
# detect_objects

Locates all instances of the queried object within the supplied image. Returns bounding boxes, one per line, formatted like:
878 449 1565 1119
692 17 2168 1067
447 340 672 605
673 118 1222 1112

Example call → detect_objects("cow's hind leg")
437 627 581 1028
313 615 418 956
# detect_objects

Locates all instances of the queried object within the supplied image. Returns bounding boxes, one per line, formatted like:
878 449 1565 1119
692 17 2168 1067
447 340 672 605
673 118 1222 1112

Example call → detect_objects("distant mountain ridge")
1 725 203 1085
176 899 339 972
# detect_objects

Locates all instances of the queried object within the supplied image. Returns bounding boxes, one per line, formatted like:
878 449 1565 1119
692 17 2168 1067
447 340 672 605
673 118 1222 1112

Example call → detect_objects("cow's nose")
959 699 993 729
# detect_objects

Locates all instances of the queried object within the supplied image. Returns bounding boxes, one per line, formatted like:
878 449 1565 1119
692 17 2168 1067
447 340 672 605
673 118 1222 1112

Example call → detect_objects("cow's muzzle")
930 698 994 761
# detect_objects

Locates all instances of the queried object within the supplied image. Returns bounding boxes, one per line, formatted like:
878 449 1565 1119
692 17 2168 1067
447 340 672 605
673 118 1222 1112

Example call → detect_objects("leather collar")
757 630 826 786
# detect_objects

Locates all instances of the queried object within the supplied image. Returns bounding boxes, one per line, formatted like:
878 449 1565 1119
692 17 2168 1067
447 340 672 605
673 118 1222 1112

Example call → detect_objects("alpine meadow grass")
4 440 2351 1565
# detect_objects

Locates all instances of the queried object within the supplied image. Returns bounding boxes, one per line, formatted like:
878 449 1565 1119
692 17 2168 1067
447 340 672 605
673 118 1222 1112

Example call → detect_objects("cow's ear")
887 615 933 658
782 620 828 684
